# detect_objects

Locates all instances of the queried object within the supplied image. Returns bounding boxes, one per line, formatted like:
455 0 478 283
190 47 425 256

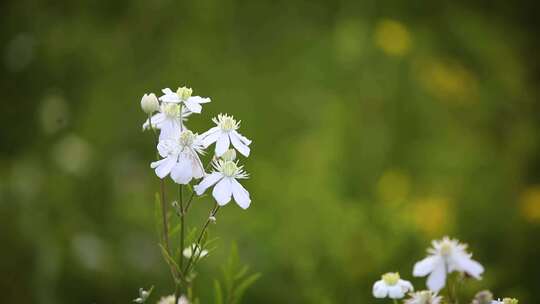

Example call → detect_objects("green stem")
183 203 220 274
393 299 398 304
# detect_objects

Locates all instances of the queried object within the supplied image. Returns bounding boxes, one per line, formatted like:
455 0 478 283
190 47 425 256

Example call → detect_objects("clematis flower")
182 243 208 259
142 102 192 140
404 290 442 304
159 87 211 114
201 113 252 157
194 159 251 209
156 295 189 304
373 272 413 299
150 130 205 184
491 298 519 304
413 236 484 292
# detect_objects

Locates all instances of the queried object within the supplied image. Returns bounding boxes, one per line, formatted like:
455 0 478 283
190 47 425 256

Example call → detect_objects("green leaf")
232 273 261 304
214 280 224 304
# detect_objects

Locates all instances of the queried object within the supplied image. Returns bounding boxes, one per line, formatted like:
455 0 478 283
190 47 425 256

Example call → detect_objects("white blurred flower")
413 236 484 292
141 93 160 114
201 113 252 157
405 290 441 304
150 130 205 184
373 272 413 299
182 243 208 259
159 87 211 114
142 102 192 141
156 295 188 304
492 298 518 304
194 159 251 209
133 287 152 303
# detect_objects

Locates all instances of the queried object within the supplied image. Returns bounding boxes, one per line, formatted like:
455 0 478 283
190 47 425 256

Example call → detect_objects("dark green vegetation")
1 0 539 303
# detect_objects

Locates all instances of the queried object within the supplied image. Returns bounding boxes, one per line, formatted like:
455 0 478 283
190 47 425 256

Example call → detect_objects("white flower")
182 243 208 259
143 102 192 140
492 298 518 304
140 93 160 114
159 87 211 114
405 290 442 304
150 130 205 184
413 236 484 292
156 295 189 304
373 272 413 299
201 113 252 157
194 159 251 209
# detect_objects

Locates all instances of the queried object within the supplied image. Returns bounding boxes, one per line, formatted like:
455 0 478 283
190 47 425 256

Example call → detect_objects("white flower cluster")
372 236 493 303
141 86 252 209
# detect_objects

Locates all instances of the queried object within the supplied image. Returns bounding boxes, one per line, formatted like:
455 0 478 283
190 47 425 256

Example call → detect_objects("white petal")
212 178 232 206
183 98 202 114
231 178 251 209
233 130 252 145
152 156 177 179
143 113 165 130
170 155 193 184
159 119 181 141
230 131 250 157
398 279 414 293
372 281 388 298
190 152 205 179
156 139 176 158
190 96 211 104
426 263 446 292
201 127 221 147
388 285 405 299
162 88 174 95
413 255 438 277
194 172 222 195
215 133 230 156
456 254 484 278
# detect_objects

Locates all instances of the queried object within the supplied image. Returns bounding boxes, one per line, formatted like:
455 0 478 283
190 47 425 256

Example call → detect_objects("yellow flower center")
179 130 196 147
222 161 238 177
503 298 519 304
382 272 400 285
163 103 180 118
440 241 452 256
219 116 237 131
176 86 193 100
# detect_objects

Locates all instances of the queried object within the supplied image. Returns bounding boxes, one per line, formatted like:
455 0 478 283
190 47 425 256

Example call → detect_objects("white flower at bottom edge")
373 272 413 299
182 243 208 259
200 113 252 157
405 290 442 304
150 130 205 184
156 295 189 304
143 102 192 141
194 159 251 209
492 298 519 304
413 236 484 292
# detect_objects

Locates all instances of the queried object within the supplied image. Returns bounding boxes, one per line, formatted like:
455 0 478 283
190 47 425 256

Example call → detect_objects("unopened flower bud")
221 149 237 161
209 216 216 223
140 93 159 114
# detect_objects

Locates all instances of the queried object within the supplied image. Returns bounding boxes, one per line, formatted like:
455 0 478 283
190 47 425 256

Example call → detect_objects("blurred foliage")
1 0 539 303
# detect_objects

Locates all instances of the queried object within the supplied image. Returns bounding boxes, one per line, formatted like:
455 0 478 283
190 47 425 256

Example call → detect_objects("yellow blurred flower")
520 186 540 222
374 19 411 57
408 197 452 236
415 58 478 104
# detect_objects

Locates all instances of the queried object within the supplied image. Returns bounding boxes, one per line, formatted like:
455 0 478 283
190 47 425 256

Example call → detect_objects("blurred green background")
1 0 540 303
